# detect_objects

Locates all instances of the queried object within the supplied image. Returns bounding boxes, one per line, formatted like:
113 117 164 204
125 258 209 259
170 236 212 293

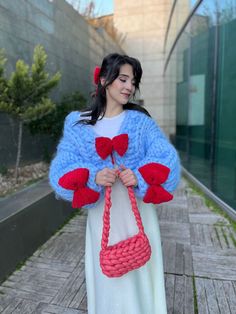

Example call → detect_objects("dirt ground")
0 161 49 197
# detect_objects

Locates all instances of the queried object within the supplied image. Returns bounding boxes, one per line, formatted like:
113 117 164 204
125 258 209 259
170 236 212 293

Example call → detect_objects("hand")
119 165 138 187
95 168 117 186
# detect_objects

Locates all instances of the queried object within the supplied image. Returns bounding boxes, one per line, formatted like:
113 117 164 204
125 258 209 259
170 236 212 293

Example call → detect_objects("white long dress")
85 111 167 314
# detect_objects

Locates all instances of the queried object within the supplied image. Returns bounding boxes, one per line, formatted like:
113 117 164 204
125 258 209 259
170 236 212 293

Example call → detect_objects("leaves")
31 45 48 82
0 49 7 102
0 44 61 182
27 90 86 141
0 44 61 121
8 60 31 107
0 49 7 76
21 98 56 122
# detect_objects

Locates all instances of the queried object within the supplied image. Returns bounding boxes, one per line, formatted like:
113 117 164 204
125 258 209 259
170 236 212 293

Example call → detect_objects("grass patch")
0 256 29 285
220 227 229 247
214 220 228 227
192 276 198 314
229 233 236 247
15 259 27 271
183 175 236 233
214 226 221 244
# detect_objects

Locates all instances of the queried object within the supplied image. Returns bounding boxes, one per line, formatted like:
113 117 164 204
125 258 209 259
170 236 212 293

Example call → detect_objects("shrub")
28 90 87 142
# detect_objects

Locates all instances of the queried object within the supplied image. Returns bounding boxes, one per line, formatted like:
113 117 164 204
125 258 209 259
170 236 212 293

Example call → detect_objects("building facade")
114 0 236 211
113 0 190 136
163 0 236 210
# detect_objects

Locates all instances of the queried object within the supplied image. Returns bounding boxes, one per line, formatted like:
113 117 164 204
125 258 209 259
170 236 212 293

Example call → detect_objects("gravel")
0 161 49 197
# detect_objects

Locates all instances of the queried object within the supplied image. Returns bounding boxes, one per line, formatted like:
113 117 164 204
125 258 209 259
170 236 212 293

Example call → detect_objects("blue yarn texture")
49 110 181 208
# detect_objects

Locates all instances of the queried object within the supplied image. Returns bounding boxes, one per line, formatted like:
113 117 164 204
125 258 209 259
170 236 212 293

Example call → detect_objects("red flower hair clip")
93 66 101 85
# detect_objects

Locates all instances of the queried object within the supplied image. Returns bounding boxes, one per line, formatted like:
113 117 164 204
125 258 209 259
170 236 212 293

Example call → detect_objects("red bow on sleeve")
58 168 100 208
95 134 128 160
139 163 173 204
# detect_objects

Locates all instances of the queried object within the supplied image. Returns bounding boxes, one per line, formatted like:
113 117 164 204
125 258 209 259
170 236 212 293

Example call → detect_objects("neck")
104 103 124 118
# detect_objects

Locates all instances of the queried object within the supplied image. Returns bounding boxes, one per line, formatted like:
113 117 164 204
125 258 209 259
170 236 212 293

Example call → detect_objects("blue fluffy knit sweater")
49 109 181 208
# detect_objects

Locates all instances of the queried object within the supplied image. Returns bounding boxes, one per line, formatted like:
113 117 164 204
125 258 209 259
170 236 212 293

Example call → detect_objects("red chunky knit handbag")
100 183 152 278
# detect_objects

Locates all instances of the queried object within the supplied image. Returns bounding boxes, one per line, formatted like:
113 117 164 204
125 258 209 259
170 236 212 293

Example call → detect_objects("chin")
120 98 129 105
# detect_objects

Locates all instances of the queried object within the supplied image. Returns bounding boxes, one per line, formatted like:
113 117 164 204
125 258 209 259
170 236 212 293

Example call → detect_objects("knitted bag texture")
100 184 152 278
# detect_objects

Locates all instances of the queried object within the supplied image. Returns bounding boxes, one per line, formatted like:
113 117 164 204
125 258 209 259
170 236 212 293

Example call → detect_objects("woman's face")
105 64 136 106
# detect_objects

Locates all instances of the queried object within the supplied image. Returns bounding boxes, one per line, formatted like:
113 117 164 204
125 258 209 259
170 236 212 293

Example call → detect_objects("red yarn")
95 137 112 160
58 168 100 208
100 173 152 278
139 162 173 204
59 168 89 189
96 133 151 277
72 187 100 208
95 134 128 160
139 162 170 185
144 185 173 204
93 66 101 85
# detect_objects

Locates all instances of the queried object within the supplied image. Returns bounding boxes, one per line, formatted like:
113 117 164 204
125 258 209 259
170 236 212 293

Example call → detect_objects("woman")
49 53 180 313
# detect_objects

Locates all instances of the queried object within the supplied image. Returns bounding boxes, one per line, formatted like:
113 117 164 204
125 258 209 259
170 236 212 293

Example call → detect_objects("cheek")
109 81 121 92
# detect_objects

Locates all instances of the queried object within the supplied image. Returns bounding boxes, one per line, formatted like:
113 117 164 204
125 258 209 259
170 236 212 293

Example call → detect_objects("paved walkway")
0 178 236 313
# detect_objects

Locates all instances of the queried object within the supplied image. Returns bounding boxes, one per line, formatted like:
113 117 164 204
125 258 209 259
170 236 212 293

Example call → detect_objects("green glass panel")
174 1 236 210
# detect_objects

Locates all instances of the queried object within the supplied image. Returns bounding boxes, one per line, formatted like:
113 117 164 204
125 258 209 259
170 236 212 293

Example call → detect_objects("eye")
119 78 126 83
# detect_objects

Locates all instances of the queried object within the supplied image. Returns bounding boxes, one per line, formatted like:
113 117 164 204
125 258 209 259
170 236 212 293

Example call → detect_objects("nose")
125 80 133 91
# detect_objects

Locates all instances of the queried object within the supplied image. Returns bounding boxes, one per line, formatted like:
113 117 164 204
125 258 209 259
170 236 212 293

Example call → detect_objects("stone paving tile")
34 303 86 313
195 277 236 314
0 177 235 313
165 274 195 314
192 245 236 281
162 241 193 276
0 213 87 313
160 221 191 244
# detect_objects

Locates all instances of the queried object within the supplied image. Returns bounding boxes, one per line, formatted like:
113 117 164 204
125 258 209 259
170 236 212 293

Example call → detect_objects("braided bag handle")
100 183 152 277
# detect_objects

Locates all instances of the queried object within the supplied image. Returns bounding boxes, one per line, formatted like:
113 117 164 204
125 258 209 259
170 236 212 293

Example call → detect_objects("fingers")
96 167 138 187
102 168 117 186
119 168 138 187
95 168 117 186
105 170 117 186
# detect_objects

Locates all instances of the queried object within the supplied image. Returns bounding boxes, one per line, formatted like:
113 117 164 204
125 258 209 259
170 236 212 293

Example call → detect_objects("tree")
202 0 236 26
0 45 61 182
83 1 96 18
0 49 7 102
66 0 96 18
28 90 86 142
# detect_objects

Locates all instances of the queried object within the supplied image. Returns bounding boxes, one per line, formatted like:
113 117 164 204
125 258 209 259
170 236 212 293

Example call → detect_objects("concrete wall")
0 113 56 168
0 178 75 283
114 0 172 134
0 0 123 167
113 0 190 136
163 0 191 137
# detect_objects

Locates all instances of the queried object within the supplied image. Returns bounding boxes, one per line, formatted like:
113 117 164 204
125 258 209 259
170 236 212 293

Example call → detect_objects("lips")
121 93 130 98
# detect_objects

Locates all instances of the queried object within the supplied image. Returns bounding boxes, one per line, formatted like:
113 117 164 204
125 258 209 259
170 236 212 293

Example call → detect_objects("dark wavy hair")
79 53 151 125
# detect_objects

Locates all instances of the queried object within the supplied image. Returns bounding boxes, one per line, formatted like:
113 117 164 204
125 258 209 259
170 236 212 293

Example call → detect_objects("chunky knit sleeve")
133 118 181 202
49 112 103 209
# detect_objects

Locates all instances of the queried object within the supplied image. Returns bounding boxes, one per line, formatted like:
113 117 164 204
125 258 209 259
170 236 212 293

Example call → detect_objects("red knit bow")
139 163 173 204
95 134 128 160
58 168 100 208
